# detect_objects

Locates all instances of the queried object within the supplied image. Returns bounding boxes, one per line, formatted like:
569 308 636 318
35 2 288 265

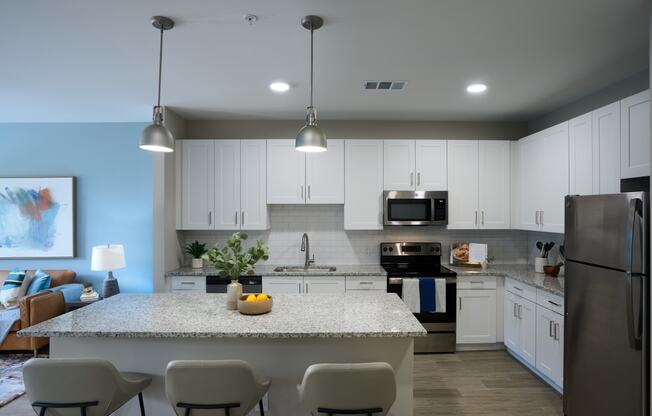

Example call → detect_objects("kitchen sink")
273 265 337 273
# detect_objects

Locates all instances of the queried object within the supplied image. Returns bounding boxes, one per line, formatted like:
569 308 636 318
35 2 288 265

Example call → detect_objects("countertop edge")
452 265 564 296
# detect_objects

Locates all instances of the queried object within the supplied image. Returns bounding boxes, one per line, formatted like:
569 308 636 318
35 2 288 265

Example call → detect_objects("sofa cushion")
24 269 75 288
0 269 27 308
49 283 84 302
26 270 51 295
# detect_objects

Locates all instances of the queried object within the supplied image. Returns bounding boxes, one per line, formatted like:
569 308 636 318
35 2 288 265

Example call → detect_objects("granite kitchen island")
20 293 425 416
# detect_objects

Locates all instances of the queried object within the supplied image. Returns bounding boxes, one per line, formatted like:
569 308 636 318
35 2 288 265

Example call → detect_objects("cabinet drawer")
171 275 206 291
505 278 536 302
537 289 564 315
456 276 497 290
345 275 387 291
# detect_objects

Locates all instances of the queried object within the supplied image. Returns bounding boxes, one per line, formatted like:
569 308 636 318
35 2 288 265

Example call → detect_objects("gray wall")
528 70 649 133
186 120 528 141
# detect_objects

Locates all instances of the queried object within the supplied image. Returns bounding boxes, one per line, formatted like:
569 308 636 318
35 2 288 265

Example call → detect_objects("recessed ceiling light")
270 82 290 93
466 83 487 94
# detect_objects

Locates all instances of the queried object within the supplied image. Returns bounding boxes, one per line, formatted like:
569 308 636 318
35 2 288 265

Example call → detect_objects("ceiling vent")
363 80 407 91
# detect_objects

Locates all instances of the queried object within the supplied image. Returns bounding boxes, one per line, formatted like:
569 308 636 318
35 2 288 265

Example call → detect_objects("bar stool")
23 358 151 416
165 360 270 416
297 362 396 416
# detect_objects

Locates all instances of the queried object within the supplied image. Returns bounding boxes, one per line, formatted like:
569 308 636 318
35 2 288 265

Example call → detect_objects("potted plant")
185 241 208 269
204 232 270 310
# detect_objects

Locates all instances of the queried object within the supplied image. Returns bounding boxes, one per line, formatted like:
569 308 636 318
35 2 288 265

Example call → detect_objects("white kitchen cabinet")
569 113 594 195
262 277 303 294
180 140 214 230
306 139 345 203
516 133 542 231
448 140 510 230
383 140 415 190
345 275 387 291
503 291 520 351
170 275 206 293
592 102 621 194
478 141 511 229
214 140 241 230
303 275 346 294
415 140 447 190
266 140 306 204
510 141 521 229
344 140 384 230
621 90 650 179
536 305 564 387
240 140 269 230
448 141 479 229
456 289 497 344
503 289 536 367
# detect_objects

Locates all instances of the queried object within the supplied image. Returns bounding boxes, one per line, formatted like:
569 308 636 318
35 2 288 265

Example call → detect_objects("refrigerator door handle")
625 197 643 349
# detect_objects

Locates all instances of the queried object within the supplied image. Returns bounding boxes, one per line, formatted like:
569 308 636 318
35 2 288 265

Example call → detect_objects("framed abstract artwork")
0 177 76 258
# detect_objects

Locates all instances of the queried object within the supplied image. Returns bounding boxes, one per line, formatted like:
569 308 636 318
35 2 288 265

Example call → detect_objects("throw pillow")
0 268 27 308
26 269 52 295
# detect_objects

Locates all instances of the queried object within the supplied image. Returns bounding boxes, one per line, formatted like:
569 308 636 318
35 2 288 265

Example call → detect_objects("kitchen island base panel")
51 336 414 416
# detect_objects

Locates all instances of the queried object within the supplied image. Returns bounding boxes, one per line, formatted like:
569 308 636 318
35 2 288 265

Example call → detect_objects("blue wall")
0 123 153 293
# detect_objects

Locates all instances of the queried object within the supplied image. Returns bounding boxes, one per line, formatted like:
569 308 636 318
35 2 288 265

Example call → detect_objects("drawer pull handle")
548 300 560 307
470 281 484 284
180 282 194 285
512 286 523 291
359 282 374 285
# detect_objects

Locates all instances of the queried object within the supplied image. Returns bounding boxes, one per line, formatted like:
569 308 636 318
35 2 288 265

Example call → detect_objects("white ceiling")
0 0 648 122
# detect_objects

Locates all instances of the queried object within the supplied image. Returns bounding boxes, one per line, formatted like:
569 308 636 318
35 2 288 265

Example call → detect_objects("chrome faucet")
300 233 315 268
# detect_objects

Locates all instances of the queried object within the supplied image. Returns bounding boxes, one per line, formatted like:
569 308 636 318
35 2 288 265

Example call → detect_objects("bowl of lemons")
237 293 273 315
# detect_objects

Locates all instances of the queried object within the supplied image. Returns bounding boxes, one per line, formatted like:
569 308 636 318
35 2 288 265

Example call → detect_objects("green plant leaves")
203 232 270 281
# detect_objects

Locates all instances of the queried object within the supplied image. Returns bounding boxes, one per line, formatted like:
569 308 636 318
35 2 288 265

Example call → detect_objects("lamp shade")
139 112 174 153
91 245 126 272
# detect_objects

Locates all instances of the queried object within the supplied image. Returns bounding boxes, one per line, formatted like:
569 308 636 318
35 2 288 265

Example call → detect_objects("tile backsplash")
180 205 535 267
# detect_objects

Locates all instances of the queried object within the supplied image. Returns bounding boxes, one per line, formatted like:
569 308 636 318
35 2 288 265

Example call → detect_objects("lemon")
256 294 269 301
246 294 257 302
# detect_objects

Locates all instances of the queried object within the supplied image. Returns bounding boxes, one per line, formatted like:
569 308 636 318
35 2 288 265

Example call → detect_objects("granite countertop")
448 264 564 296
165 264 387 277
19 293 425 339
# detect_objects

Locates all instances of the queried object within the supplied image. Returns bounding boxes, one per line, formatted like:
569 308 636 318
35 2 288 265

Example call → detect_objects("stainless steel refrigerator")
565 192 649 416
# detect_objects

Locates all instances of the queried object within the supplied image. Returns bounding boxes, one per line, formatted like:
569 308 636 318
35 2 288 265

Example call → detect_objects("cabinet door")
262 277 303 294
214 140 241 230
569 113 594 195
456 289 497 344
266 140 306 204
536 305 563 386
540 122 569 233
592 102 621 194
504 291 520 351
304 276 346 294
510 141 521 229
478 140 510 229
621 90 650 179
181 140 214 230
241 140 269 230
415 140 447 190
383 140 415 190
447 140 479 229
306 139 345 204
344 140 384 230
517 297 537 367
517 134 541 231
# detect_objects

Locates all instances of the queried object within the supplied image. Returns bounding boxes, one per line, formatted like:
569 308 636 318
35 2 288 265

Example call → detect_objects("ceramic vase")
191 258 203 269
226 281 242 310
534 257 548 273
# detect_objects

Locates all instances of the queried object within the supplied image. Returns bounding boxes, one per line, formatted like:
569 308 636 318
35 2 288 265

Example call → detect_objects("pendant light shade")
296 15 326 152
140 16 175 153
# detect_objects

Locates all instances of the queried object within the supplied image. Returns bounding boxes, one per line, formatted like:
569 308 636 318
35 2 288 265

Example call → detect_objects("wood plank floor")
0 351 562 415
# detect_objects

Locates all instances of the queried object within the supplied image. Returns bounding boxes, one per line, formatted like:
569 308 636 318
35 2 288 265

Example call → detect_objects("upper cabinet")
267 139 344 204
178 139 268 231
384 140 447 191
448 140 510 229
593 102 621 194
345 140 384 230
621 90 650 179
569 113 593 195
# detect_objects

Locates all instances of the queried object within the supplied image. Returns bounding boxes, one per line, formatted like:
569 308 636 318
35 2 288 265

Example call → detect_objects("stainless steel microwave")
383 191 448 226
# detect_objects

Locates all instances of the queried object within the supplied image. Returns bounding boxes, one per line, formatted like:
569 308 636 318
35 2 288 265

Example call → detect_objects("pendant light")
139 16 175 153
295 15 327 152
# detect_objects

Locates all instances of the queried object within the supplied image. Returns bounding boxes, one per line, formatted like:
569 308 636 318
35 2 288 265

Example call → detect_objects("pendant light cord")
157 27 164 108
310 25 314 107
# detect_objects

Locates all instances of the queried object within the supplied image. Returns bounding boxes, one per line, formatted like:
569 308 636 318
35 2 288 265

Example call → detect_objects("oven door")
383 190 447 225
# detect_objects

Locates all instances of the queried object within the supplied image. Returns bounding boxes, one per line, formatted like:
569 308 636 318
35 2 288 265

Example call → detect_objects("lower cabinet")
456 289 497 344
170 275 206 293
303 276 345 294
536 305 564 387
262 277 303 294
262 275 377 294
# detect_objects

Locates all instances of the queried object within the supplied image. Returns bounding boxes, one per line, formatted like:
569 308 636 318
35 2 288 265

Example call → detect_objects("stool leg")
258 399 265 416
138 392 146 416
38 407 46 416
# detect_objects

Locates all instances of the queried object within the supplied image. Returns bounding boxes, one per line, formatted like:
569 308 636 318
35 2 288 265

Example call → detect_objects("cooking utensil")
536 241 544 257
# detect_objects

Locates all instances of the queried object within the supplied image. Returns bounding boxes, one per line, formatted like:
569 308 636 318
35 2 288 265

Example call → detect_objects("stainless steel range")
381 242 457 353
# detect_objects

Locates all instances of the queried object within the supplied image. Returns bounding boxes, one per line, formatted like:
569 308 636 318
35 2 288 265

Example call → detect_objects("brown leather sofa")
0 269 75 355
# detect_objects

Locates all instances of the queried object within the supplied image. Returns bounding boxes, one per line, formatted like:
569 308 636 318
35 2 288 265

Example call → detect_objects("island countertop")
19 293 426 339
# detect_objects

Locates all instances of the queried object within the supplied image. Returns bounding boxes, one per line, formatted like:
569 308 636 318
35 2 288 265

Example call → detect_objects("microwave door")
385 198 432 225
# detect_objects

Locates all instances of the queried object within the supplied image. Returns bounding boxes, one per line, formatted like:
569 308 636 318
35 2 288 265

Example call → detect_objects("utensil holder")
534 257 548 273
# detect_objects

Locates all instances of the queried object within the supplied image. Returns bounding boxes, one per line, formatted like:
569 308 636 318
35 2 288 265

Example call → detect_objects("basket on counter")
237 295 273 315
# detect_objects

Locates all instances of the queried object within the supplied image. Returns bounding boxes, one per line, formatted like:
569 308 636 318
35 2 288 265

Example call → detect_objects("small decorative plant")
185 241 208 259
204 232 270 282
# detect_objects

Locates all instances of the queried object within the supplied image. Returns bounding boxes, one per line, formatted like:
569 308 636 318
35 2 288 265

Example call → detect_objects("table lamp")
91 244 126 298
